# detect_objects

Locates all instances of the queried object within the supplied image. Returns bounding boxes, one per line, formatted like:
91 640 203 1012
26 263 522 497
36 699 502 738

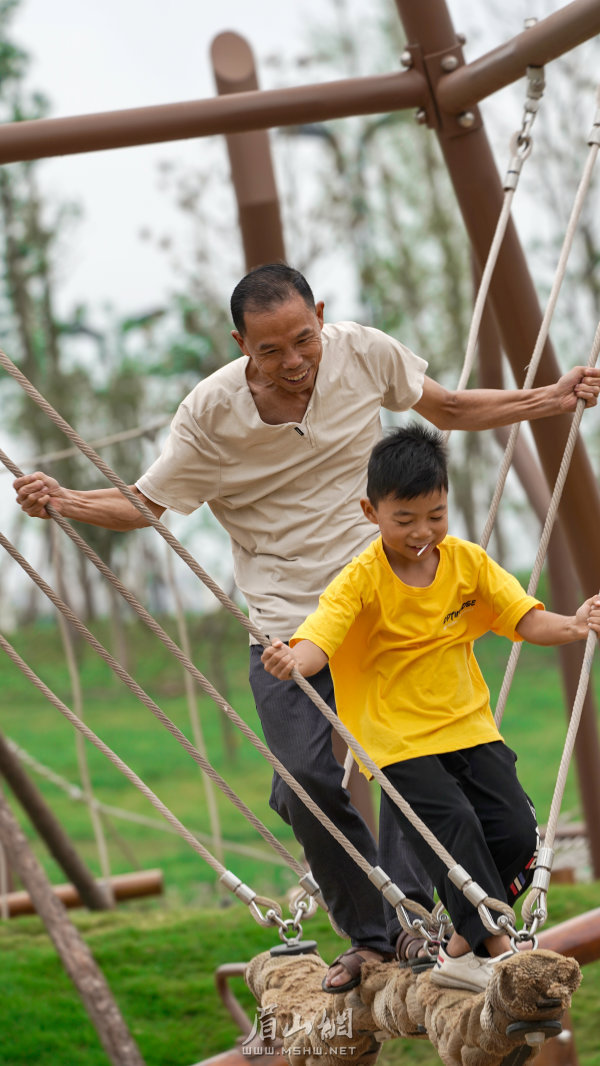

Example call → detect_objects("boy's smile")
361 487 449 575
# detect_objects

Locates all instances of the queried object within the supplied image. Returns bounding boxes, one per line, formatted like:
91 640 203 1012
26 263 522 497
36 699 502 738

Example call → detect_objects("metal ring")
509 130 533 161
512 933 538 951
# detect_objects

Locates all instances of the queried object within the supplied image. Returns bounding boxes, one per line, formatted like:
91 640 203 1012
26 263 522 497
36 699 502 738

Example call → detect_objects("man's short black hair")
367 424 449 506
230 262 316 335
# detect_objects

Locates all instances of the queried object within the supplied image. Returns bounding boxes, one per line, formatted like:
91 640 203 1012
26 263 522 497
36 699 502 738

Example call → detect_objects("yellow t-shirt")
292 535 543 774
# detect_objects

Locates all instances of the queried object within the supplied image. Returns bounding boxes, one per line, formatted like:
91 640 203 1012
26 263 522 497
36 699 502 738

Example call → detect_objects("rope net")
0 81 598 950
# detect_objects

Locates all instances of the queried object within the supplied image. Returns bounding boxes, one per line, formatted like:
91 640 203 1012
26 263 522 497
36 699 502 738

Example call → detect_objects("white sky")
3 0 514 319
9 0 364 317
7 0 593 320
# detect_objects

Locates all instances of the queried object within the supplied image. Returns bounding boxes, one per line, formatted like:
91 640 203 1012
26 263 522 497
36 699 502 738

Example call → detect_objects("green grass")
0 886 598 1066
0 613 598 1064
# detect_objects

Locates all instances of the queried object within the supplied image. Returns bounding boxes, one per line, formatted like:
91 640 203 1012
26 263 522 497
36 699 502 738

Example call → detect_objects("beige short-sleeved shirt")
137 320 427 640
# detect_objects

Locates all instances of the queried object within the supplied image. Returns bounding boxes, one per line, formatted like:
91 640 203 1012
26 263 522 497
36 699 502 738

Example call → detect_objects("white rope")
0 381 514 934
480 86 600 550
0 528 306 881
51 524 114 900
444 65 545 447
6 739 293 868
0 630 295 927
164 538 225 869
521 622 598 928
0 631 228 879
494 316 600 727
0 417 171 474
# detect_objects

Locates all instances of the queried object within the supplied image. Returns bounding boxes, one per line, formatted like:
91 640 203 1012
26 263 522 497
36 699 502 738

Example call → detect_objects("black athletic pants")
249 647 435 953
379 741 539 954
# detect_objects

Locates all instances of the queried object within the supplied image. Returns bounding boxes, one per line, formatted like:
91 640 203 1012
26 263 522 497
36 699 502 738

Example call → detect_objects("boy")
261 425 600 993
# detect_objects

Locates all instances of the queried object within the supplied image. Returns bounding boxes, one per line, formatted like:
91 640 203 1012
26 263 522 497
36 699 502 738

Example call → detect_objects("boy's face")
361 487 448 563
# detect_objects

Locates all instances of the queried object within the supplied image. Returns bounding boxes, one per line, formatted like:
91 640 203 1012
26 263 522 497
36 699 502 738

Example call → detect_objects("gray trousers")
249 647 435 951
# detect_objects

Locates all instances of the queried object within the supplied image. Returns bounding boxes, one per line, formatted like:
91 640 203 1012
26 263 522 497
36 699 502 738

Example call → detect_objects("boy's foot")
430 945 514 993
395 930 438 972
322 945 395 993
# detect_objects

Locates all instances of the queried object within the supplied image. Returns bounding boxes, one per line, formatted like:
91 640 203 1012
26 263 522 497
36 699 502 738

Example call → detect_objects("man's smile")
283 368 310 383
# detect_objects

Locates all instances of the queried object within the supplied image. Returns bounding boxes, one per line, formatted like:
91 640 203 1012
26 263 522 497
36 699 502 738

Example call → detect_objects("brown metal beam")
439 0 600 113
538 907 600 966
0 70 427 165
211 32 286 270
477 275 600 880
394 0 600 599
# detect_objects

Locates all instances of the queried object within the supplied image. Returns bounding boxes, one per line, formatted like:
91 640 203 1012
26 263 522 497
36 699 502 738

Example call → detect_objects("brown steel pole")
211 32 286 270
393 0 600 599
478 280 600 879
439 0 600 114
0 731 111 910
0 70 427 164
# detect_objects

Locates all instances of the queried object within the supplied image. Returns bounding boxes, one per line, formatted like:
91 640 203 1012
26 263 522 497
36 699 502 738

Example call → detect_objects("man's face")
232 294 324 396
361 487 449 564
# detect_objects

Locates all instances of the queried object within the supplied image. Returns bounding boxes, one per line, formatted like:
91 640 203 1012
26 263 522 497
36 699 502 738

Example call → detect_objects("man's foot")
395 930 438 973
322 945 394 993
431 945 514 993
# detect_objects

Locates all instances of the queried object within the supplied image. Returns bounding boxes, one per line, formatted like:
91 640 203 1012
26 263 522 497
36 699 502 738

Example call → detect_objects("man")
14 263 600 991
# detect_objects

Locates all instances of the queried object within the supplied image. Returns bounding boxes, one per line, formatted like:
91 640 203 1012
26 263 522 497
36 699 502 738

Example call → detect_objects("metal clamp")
503 65 545 190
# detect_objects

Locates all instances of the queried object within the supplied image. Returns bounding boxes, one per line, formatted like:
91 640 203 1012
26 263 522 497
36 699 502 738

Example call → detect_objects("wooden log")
1 868 163 918
244 947 581 1066
0 791 146 1066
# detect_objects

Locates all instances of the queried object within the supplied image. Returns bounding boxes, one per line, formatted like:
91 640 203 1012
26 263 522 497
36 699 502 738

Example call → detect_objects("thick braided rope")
51 524 113 895
480 92 600 550
0 416 171 474
6 738 293 867
164 540 224 867
0 491 404 904
443 190 515 450
0 386 509 929
443 68 544 446
0 347 265 643
0 528 304 879
286 668 515 933
494 316 600 728
521 622 598 924
0 630 230 882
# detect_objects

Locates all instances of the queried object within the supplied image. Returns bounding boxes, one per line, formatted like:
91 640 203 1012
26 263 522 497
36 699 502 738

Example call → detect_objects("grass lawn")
0 612 598 1063
0 886 598 1066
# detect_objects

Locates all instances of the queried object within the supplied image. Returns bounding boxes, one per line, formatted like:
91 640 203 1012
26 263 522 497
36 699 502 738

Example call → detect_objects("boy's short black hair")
230 262 316 335
367 424 449 506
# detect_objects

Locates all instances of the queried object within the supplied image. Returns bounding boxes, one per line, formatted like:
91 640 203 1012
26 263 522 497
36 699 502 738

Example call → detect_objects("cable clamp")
220 870 257 906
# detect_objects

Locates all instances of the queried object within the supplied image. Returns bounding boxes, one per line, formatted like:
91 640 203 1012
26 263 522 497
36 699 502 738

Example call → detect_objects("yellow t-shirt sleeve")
291 560 365 657
479 552 544 640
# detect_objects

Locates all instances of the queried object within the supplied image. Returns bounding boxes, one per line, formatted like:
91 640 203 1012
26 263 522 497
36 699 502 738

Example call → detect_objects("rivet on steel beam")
456 33 467 45
524 17 538 30
400 50 413 69
414 108 428 125
441 55 459 73
457 111 475 128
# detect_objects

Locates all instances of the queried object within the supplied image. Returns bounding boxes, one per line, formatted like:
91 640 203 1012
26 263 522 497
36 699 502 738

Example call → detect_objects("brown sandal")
322 945 395 993
395 930 439 972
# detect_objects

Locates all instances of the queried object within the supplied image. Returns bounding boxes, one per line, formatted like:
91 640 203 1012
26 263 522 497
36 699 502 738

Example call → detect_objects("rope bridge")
0 70 599 1066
